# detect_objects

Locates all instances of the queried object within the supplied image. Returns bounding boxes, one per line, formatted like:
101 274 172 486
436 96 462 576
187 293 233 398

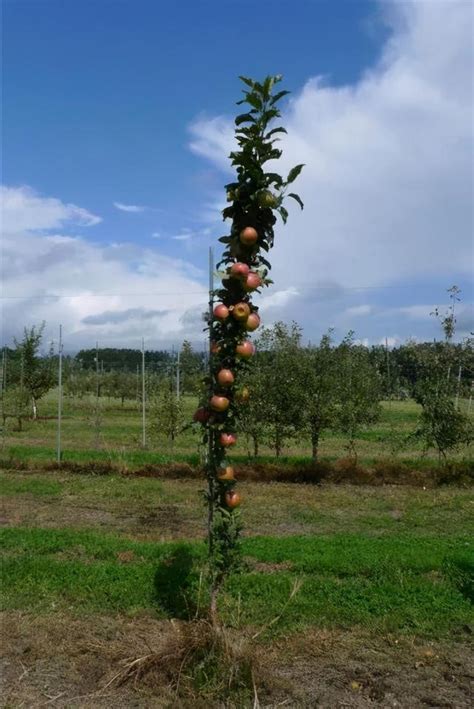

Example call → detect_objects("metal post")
455 365 462 410
176 348 181 399
95 341 100 399
385 337 391 400
57 325 63 464
207 246 215 554
142 338 146 448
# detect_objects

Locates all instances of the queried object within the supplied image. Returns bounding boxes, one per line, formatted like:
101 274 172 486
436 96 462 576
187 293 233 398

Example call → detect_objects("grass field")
2 390 473 469
1 463 473 706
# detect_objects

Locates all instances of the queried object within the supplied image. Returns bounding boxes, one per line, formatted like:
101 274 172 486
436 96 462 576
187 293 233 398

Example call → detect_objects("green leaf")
265 127 287 139
218 236 231 244
286 164 305 184
288 192 304 209
245 93 263 110
239 76 255 89
270 89 290 105
235 112 255 126
278 206 289 224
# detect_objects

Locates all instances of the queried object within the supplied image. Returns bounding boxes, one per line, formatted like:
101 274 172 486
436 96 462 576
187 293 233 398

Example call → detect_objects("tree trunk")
252 435 259 458
275 428 281 458
31 397 37 420
311 427 320 462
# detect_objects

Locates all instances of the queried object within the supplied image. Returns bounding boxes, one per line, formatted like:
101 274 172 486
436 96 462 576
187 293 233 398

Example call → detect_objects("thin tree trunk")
311 427 320 462
275 428 281 458
253 435 259 458
32 397 37 420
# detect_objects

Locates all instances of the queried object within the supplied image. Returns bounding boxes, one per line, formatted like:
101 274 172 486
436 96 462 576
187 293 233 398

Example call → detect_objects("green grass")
2 391 472 466
1 526 472 636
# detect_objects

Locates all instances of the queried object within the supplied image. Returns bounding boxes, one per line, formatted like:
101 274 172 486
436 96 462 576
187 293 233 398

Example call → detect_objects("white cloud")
345 305 373 316
188 0 473 337
1 185 102 232
113 202 147 213
151 232 162 239
1 186 208 349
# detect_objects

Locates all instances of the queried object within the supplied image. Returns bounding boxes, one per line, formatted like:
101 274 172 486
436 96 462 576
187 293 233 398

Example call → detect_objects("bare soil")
1 611 472 708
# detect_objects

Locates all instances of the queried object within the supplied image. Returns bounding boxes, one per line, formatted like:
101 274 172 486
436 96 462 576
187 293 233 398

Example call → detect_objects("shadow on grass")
153 544 203 619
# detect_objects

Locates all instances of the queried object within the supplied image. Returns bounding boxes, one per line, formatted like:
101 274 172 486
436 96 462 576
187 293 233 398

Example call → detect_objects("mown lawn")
1 468 472 639
2 391 473 466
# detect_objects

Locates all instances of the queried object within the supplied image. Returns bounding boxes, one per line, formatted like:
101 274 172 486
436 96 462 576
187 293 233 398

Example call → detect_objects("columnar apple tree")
193 75 304 606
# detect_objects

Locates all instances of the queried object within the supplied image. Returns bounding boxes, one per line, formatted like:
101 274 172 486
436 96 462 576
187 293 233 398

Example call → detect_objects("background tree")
335 333 382 459
254 322 305 457
301 332 338 461
413 287 473 460
179 340 203 395
148 380 184 448
14 323 55 419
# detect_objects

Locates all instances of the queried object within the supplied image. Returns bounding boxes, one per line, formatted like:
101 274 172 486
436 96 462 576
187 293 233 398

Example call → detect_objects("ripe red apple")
225 490 241 508
217 369 234 387
232 302 251 321
230 262 250 279
218 466 235 481
244 272 262 292
239 227 258 246
235 386 250 403
245 313 261 332
210 341 221 354
213 304 229 321
193 407 210 423
220 432 237 447
236 341 255 359
210 395 230 412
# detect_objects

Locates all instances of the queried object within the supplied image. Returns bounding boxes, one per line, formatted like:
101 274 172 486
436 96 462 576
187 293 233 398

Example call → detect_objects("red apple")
245 313 261 331
210 395 230 412
236 341 255 359
210 341 221 354
235 386 250 403
230 262 250 279
239 227 258 246
232 302 251 321
193 407 210 423
225 490 241 508
213 304 229 321
220 432 237 447
218 466 235 481
217 369 234 387
244 272 262 292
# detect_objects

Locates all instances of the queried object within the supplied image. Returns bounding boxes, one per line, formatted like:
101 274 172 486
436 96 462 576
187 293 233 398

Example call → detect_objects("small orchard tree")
302 332 338 461
335 333 382 460
254 321 306 457
2 386 30 432
179 340 203 395
149 383 184 448
414 286 473 460
14 323 55 419
192 75 303 617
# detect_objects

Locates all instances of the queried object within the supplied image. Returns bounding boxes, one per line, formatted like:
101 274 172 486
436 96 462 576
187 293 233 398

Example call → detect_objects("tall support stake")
141 338 146 448
95 341 100 400
455 364 462 411
385 337 391 400
207 246 215 556
176 348 181 399
57 325 63 464
1 347 7 395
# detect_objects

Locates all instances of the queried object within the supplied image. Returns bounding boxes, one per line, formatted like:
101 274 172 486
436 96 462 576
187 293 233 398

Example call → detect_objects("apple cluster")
193 224 271 510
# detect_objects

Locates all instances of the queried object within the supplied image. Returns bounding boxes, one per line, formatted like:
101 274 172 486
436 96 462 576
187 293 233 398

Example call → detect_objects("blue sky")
2 0 473 350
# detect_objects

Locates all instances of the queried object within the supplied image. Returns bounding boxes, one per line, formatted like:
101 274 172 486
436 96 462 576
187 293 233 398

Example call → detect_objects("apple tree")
193 75 304 616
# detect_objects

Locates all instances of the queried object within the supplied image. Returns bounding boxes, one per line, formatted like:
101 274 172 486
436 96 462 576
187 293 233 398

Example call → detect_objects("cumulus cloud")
1 185 102 231
188 0 473 340
1 186 208 349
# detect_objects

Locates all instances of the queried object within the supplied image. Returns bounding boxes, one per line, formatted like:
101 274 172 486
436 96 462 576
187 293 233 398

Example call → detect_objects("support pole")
207 246 215 555
142 338 146 448
176 348 181 399
454 365 462 411
57 325 63 464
